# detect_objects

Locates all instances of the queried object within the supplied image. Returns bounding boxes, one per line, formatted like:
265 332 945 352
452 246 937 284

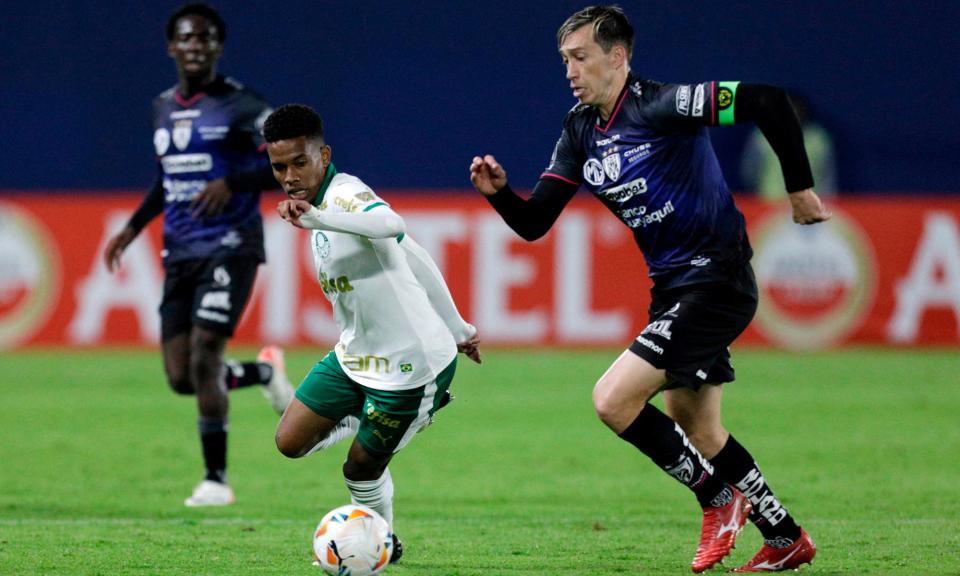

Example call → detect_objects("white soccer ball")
312 504 393 576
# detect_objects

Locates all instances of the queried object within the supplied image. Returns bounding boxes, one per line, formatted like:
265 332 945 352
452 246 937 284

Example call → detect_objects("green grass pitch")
1 348 958 575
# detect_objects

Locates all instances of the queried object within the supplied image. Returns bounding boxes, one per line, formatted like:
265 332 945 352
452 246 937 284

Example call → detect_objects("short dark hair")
166 3 226 42
262 104 325 143
557 5 634 61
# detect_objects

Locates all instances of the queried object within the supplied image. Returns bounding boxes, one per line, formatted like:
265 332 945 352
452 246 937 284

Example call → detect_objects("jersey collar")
596 75 633 133
174 75 226 108
313 162 337 207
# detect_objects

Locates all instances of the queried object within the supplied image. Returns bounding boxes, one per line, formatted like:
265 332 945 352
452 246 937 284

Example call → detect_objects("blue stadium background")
2 1 956 193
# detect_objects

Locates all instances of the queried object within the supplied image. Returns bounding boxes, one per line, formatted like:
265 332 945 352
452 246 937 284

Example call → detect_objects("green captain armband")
717 81 740 125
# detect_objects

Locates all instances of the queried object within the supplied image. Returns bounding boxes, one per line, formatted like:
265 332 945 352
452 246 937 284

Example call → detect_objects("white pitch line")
0 517 303 526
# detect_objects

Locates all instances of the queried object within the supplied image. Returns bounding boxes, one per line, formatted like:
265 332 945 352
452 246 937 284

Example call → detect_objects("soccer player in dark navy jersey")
470 6 828 573
103 3 293 507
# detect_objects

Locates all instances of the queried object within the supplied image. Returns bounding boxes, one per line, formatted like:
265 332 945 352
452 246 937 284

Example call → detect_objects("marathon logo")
161 153 213 174
196 309 229 323
595 133 622 147
635 335 664 355
170 109 201 120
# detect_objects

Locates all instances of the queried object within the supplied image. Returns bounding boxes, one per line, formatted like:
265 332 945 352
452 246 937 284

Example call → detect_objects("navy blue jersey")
544 75 751 288
151 76 271 264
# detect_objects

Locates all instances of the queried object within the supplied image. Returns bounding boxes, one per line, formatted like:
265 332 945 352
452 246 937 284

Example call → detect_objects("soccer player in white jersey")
262 104 481 564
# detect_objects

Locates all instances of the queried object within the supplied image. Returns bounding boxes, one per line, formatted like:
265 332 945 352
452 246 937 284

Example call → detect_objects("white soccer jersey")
306 172 459 390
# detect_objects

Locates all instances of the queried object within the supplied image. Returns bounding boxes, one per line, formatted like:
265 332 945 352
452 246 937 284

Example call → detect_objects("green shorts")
295 351 456 457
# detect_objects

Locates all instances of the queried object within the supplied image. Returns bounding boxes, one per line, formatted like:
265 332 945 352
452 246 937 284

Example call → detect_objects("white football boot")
184 480 236 507
257 345 295 414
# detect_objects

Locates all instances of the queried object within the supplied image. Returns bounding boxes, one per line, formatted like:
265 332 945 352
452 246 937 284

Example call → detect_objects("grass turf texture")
1 348 958 575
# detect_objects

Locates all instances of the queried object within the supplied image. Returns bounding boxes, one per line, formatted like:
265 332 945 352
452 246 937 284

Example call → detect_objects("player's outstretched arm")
400 235 481 364
470 153 578 241
277 199 405 238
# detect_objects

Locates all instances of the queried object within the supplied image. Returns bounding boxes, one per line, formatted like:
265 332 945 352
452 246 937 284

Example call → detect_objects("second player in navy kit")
470 6 828 573
103 3 293 507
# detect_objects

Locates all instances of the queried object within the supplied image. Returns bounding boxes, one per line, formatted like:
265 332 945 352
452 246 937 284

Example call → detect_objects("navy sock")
224 360 272 390
710 435 801 544
618 403 728 507
199 417 228 484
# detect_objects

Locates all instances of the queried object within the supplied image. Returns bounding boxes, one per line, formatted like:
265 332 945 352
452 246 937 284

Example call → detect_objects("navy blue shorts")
159 257 259 339
629 264 758 390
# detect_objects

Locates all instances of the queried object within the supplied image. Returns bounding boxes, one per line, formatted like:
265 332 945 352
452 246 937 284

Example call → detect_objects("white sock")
344 467 394 528
306 416 359 455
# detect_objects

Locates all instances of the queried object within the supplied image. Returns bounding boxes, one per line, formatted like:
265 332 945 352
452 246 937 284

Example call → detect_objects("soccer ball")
312 504 393 575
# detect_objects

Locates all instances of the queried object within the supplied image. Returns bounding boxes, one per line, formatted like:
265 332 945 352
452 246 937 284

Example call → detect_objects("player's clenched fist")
277 198 313 227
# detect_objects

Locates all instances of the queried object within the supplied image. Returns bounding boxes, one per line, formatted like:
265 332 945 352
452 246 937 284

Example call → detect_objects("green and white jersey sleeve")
308 172 457 390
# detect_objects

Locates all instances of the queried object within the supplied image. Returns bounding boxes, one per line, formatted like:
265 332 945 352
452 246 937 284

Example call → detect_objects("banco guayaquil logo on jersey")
0 202 60 350
752 208 875 350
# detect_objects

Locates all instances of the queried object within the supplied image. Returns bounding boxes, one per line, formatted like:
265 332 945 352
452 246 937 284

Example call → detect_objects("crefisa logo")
0 201 60 349
752 208 876 350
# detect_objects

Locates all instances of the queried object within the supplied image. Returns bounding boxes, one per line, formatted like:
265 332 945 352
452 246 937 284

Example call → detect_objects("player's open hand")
470 155 508 196
191 178 232 217
789 188 832 225
277 198 313 228
103 226 137 273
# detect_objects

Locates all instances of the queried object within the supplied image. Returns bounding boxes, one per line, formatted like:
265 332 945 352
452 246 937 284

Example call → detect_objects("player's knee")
592 378 639 428
168 377 193 395
275 430 305 459
164 367 193 395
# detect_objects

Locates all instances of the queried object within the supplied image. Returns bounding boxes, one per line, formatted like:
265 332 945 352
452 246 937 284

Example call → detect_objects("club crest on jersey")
173 119 193 151
313 231 331 261
154 128 171 156
602 153 621 182
583 158 605 186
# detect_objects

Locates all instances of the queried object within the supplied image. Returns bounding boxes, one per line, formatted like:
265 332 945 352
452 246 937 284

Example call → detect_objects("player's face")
559 25 625 112
267 136 332 205
168 15 223 79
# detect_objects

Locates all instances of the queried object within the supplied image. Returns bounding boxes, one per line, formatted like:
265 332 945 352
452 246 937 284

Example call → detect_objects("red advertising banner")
1 193 958 350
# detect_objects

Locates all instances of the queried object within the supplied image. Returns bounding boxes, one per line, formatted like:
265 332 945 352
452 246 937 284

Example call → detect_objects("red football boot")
691 487 752 573
731 528 816 572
